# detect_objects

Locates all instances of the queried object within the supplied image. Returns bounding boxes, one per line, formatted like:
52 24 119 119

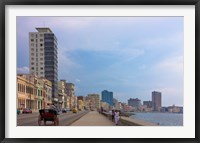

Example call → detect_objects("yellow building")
66 83 75 110
37 77 52 109
88 94 100 109
17 74 52 111
78 100 84 110
58 80 67 109
17 74 37 110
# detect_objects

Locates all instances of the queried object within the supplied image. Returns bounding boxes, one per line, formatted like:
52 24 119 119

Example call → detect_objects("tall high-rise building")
29 27 58 100
152 91 162 111
101 90 113 106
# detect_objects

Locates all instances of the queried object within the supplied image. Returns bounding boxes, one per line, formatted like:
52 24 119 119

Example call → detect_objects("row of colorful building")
17 73 116 112
17 73 183 113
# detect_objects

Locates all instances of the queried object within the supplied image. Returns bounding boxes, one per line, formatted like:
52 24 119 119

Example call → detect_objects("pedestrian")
114 110 120 125
111 110 115 122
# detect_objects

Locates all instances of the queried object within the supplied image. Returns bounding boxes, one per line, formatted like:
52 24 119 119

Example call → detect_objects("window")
31 58 34 60
36 49 38 52
40 34 43 37
40 48 43 51
31 67 34 70
40 62 43 65
31 39 34 42
40 44 43 47
40 67 43 70
40 39 43 42
40 53 43 56
40 58 43 60
31 63 34 65
31 43 34 46
31 53 34 56
31 48 34 51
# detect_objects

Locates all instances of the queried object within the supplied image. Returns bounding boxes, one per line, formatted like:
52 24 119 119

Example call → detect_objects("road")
17 110 89 126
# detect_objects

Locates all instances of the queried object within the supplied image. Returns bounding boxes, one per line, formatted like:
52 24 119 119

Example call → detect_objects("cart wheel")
54 116 59 126
38 115 42 126
56 117 59 126
44 120 46 126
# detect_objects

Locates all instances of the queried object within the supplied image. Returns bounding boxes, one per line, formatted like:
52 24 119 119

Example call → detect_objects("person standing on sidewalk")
114 110 120 125
111 110 115 122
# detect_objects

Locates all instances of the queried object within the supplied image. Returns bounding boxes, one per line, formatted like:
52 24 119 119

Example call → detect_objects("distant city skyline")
17 17 184 106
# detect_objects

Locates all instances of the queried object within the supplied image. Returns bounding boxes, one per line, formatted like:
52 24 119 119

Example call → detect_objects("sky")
17 16 184 106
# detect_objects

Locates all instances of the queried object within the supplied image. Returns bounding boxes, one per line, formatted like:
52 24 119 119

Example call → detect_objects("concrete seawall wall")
119 116 158 126
101 112 158 126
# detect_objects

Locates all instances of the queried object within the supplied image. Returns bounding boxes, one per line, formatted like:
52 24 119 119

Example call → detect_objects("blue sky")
17 17 183 106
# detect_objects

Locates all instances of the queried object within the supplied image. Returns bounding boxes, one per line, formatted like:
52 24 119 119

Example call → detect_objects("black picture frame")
1 0 200 143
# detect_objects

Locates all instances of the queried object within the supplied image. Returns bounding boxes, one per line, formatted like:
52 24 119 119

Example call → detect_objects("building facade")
152 91 162 111
88 94 100 109
77 96 85 110
29 27 58 102
58 80 67 109
17 74 52 111
128 98 141 110
143 101 153 108
66 83 75 110
101 90 113 106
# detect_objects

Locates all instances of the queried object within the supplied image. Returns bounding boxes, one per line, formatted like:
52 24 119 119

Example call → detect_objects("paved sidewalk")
70 111 115 126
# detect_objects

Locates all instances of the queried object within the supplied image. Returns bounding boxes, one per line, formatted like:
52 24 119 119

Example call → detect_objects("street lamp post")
29 74 31 109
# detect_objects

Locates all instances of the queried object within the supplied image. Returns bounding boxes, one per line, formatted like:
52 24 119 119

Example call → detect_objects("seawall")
101 112 158 126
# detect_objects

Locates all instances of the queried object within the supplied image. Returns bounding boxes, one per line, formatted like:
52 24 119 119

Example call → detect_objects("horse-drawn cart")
38 109 59 126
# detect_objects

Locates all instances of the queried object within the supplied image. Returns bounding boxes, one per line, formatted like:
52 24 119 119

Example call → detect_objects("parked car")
22 108 32 114
72 108 77 113
62 108 67 113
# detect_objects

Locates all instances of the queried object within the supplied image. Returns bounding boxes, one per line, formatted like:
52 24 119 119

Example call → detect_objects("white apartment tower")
29 27 58 99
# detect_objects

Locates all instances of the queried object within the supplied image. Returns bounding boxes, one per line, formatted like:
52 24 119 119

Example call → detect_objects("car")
22 108 32 114
62 108 67 113
72 108 77 113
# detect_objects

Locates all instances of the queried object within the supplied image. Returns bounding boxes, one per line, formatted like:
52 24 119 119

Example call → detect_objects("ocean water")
130 112 183 126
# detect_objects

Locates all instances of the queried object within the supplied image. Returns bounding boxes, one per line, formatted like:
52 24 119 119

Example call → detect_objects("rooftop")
36 27 52 33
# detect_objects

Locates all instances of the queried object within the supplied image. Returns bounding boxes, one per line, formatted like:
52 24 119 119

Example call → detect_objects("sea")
130 112 183 126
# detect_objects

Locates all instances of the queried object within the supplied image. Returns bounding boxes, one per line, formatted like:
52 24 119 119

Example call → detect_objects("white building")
29 27 58 100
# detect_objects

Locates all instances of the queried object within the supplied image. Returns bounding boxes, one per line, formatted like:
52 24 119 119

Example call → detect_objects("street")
17 110 89 126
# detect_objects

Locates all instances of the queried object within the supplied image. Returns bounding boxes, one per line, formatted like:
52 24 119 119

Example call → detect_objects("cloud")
17 66 29 74
154 56 183 75
151 87 183 106
75 79 81 83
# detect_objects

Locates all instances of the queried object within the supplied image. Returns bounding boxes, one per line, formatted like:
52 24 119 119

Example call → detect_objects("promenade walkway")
70 111 115 126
